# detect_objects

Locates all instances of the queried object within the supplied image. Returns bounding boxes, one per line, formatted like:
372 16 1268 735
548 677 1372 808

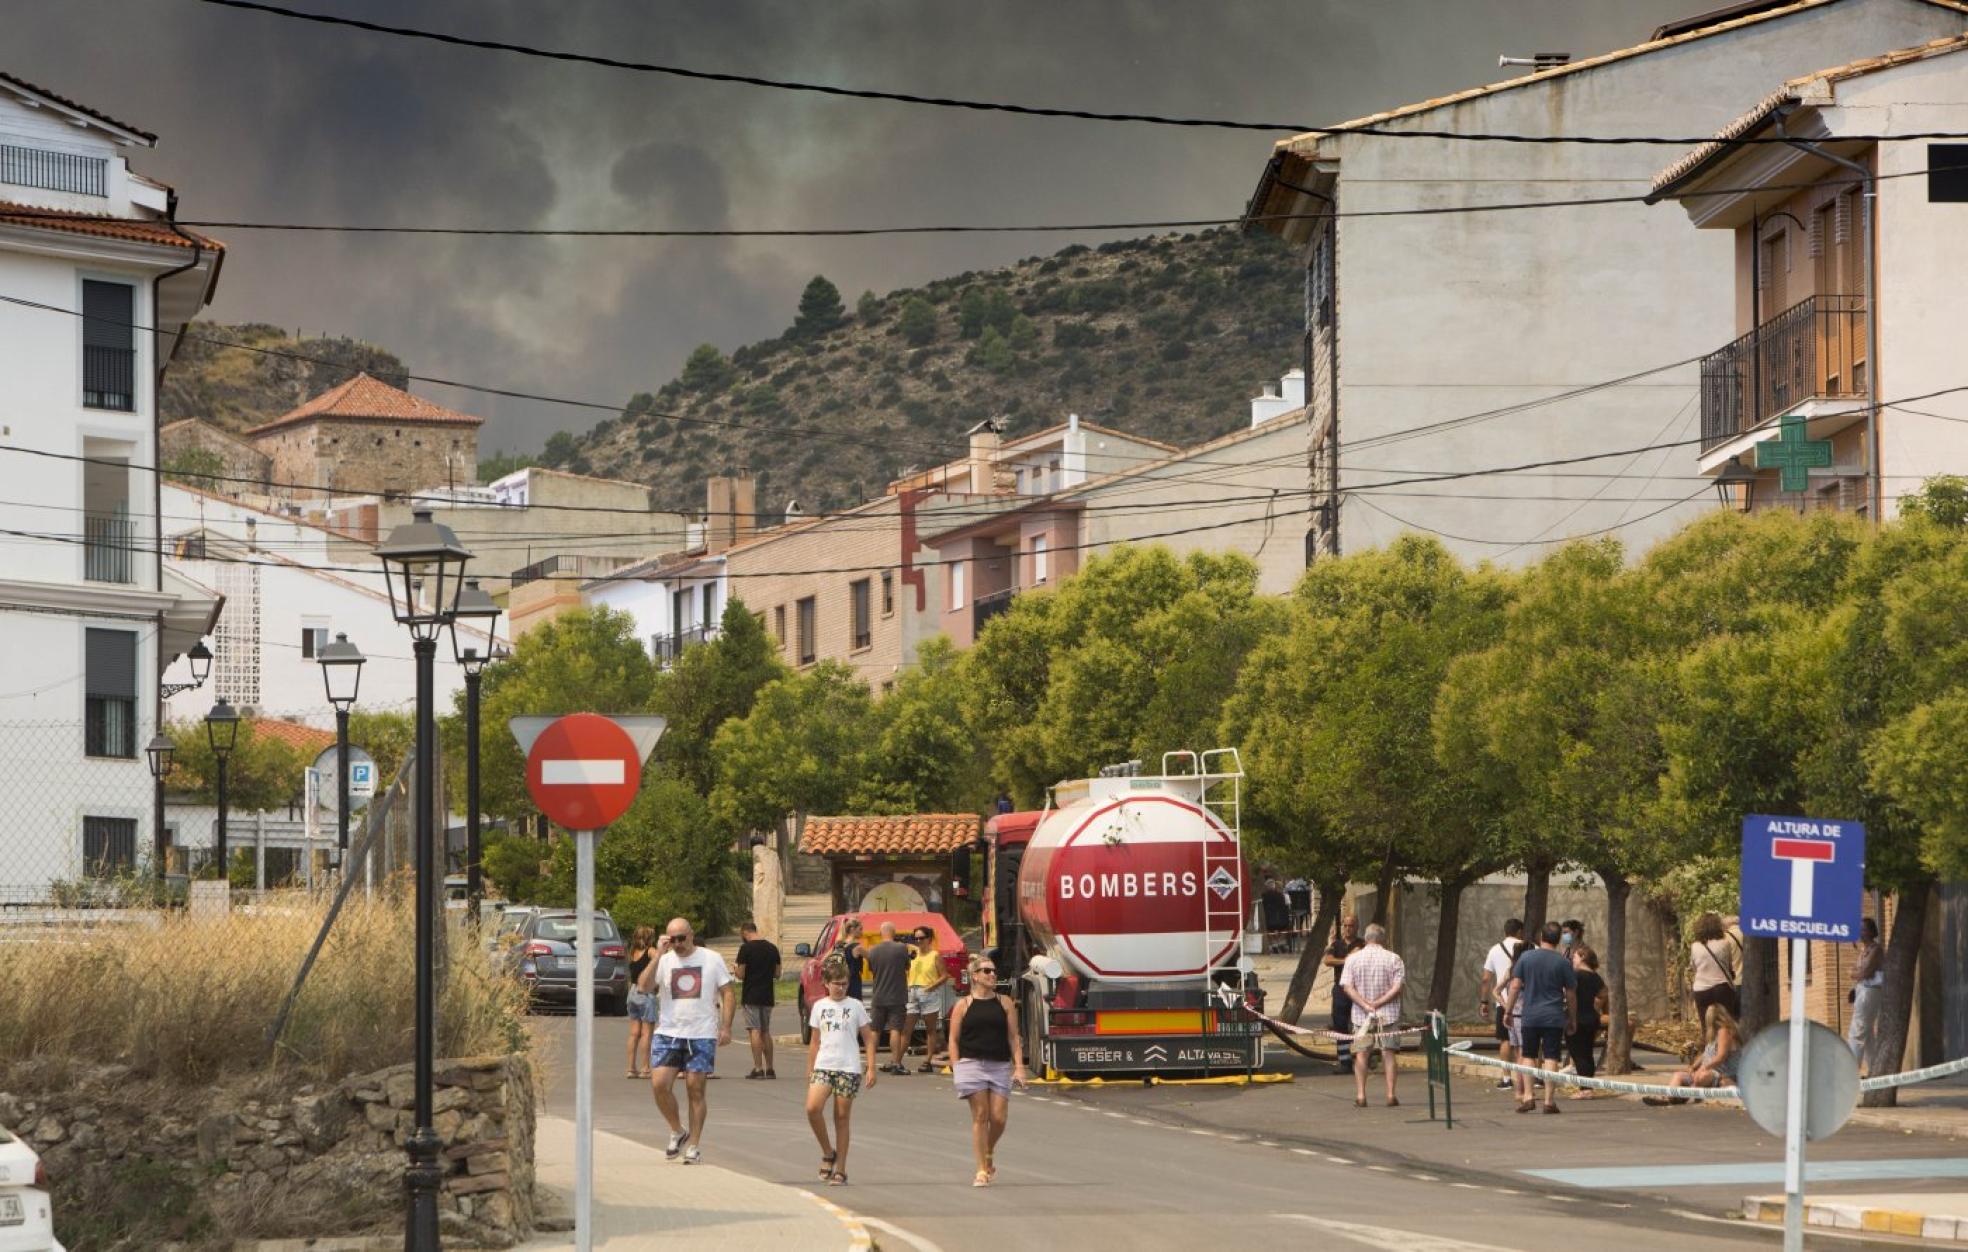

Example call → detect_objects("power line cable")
187 0 1968 146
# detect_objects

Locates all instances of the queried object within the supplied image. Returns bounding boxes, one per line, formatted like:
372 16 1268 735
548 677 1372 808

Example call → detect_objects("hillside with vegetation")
553 226 1303 514
159 322 408 433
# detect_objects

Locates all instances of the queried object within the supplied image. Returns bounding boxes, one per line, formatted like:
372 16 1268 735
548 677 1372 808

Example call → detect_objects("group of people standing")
1475 919 1606 1113
621 915 1029 1188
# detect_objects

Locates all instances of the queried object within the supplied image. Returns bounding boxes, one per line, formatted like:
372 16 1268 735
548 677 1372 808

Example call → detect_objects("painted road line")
797 1189 873 1251
1524 1158 1968 1190
861 1215 950 1252
1275 1213 1523 1251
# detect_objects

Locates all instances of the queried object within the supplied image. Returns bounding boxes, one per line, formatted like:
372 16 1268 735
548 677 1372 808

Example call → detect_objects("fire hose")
1215 986 1428 1059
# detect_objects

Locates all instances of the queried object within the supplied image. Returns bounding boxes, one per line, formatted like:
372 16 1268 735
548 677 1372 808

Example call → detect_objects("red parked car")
793 911 969 1043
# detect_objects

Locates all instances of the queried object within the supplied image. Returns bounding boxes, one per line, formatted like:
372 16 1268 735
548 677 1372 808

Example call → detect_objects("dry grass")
0 893 527 1083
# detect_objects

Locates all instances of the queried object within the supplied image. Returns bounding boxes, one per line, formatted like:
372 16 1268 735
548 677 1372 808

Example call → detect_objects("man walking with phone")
638 917 735 1163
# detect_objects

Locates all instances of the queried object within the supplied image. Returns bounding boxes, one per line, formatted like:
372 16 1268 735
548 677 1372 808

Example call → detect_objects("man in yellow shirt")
905 927 952 1072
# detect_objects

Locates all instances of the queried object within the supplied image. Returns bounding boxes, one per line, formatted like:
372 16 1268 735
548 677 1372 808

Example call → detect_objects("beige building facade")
248 372 481 500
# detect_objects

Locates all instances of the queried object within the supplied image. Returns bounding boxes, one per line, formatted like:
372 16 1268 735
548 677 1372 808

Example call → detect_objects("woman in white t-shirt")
806 957 878 1186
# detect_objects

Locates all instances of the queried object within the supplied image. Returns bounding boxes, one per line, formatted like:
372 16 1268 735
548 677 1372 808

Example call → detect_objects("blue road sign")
1741 815 1865 941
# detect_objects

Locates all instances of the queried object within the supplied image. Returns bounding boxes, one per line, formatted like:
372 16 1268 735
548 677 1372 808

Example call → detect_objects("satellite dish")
1738 1020 1860 1142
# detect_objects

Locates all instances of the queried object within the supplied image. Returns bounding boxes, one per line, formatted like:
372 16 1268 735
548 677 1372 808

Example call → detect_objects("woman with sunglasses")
947 954 1029 1187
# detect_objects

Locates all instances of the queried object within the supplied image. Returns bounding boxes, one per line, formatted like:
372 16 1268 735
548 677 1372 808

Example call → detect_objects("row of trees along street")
466 478 1968 1106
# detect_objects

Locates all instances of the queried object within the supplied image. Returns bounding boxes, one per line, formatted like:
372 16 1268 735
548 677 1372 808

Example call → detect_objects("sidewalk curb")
796 1188 875 1250
1743 1195 1968 1240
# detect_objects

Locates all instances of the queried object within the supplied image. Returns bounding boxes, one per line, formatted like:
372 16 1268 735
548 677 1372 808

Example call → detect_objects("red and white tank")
1016 759 1245 984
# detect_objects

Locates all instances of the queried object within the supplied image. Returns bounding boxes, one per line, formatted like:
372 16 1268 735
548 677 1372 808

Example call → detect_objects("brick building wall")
255 417 478 500
725 494 952 688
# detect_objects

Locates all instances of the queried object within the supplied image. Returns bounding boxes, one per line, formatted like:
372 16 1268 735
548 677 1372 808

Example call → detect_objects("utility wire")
2 162 1957 237
188 0 1968 146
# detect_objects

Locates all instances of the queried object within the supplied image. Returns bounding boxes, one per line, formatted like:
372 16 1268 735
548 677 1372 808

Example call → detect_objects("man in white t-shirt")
1477 918 1525 1090
635 916 735 1164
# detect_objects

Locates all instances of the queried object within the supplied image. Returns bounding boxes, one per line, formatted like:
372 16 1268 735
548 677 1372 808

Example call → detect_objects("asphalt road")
524 1015 1946 1251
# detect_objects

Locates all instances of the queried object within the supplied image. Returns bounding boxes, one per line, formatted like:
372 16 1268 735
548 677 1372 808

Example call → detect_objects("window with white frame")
1031 535 1049 584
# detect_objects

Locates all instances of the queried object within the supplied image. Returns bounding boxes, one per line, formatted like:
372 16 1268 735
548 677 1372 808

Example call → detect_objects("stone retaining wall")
1 1053 534 1249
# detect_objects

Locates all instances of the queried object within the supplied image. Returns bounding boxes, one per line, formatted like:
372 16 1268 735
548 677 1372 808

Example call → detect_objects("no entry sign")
519 713 648 830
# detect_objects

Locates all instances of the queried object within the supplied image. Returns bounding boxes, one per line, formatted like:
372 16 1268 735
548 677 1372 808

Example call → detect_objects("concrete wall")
1278 0 1968 563
160 419 272 491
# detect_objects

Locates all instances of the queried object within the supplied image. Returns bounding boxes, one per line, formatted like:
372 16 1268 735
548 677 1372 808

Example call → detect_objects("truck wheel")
799 992 812 1045
1020 984 1046 1077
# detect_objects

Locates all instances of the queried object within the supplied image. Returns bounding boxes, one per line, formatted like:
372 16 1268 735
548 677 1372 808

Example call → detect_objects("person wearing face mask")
636 917 735 1165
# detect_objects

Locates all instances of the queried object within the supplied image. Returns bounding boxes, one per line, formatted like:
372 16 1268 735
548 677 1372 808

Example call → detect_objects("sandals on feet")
828 1170 848 1187
818 1153 836 1180
972 1170 991 1188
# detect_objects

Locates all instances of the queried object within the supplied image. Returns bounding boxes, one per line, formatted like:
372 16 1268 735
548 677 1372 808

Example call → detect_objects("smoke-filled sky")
16 0 1698 453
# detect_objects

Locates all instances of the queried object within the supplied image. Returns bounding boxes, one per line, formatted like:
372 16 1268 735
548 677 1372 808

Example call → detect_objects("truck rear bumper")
1047 1033 1262 1073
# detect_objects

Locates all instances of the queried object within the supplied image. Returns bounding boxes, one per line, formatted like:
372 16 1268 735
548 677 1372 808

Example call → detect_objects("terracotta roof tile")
801 814 982 857
248 373 484 436
0 71 156 144
249 718 335 756
0 202 223 251
1652 33 1968 193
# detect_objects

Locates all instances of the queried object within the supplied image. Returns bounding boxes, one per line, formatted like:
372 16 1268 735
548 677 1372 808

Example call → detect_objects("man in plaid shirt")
1339 923 1406 1108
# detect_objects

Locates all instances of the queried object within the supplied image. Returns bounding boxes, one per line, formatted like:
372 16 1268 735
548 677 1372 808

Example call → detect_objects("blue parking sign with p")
352 762 373 785
1740 815 1865 940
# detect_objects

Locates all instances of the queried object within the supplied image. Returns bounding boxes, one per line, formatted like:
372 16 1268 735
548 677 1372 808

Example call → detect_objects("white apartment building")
583 549 730 668
0 72 224 899
1243 0 1968 563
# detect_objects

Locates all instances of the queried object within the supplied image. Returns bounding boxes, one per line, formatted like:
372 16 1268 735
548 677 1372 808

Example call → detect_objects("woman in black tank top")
948 955 1029 1187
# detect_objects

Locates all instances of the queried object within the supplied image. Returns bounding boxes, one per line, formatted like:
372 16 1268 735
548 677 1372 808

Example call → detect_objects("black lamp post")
204 699 239 883
161 639 213 699
450 580 501 931
146 733 176 883
318 633 367 867
376 508 472 1252
1714 457 1757 515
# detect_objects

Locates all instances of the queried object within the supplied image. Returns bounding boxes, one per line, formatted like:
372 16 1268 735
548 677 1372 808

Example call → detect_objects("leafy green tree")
848 637 990 814
1008 314 1040 353
651 597 786 794
710 661 877 847
793 276 846 338
681 343 735 393
975 327 1015 374
167 719 310 813
983 288 1018 335
537 776 746 936
899 296 937 346
966 546 1281 806
1900 475 1968 529
856 291 881 323
347 709 413 786
477 451 537 483
539 431 581 470
958 287 988 339
482 830 546 901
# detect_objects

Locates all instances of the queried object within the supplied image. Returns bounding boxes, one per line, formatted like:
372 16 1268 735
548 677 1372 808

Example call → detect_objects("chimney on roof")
784 499 803 521
704 473 757 554
966 417 1006 495
1498 53 1571 71
1251 368 1307 428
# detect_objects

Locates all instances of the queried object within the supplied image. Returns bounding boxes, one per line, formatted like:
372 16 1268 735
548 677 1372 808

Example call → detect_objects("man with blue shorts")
638 916 735 1163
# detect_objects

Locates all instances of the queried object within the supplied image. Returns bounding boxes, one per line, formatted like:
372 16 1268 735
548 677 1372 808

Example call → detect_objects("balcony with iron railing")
1699 294 1867 453
83 513 134 584
972 585 1020 637
652 624 718 667
83 344 136 412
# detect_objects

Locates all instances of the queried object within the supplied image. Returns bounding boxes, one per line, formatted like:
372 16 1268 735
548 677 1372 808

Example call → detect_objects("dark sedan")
510 911 629 1014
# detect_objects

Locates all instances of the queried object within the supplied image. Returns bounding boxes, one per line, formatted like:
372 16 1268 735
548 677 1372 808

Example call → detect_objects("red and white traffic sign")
523 713 643 830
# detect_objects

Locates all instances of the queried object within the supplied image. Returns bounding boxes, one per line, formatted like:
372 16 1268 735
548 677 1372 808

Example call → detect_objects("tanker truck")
957 750 1264 1077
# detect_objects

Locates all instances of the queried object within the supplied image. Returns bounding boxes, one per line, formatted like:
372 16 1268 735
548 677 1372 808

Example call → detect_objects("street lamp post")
1714 456 1757 515
376 509 472 1252
205 699 239 884
145 733 176 884
161 639 213 699
450 580 502 932
318 633 367 869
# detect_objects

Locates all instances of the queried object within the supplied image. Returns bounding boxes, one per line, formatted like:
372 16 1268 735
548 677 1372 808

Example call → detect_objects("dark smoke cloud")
13 0 1697 452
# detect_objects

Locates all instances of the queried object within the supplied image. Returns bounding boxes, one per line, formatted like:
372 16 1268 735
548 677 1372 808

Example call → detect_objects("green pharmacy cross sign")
1756 412 1834 493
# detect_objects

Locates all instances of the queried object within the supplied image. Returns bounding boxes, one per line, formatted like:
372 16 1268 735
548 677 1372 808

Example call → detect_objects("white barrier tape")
1446 1041 1743 1102
1859 1052 1968 1092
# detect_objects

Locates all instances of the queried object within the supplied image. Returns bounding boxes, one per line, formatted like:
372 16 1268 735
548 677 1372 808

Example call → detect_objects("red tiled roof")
0 202 223 252
249 718 335 756
0 71 156 144
248 373 484 436
801 814 982 857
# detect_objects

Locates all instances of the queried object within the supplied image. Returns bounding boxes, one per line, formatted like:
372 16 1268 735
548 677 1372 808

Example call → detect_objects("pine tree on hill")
794 276 846 338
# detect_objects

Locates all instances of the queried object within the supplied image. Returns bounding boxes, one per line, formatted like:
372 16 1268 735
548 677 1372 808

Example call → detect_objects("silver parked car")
507 910 629 1015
